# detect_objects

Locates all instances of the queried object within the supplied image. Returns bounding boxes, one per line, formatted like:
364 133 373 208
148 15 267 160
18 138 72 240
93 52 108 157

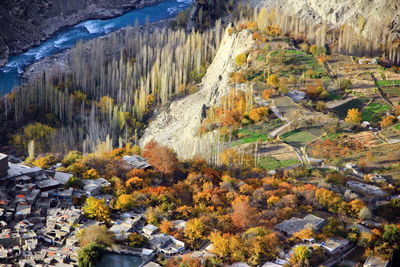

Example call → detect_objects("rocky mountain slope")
252 0 400 41
139 29 254 159
0 0 161 65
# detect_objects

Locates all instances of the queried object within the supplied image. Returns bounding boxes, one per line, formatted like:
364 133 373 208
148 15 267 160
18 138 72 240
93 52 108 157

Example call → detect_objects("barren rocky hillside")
139 29 254 159
253 0 400 41
0 0 160 65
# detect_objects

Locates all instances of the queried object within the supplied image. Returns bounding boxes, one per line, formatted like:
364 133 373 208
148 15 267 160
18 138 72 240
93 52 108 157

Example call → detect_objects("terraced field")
331 98 368 118
258 155 300 170
280 127 322 147
231 120 284 146
361 101 391 122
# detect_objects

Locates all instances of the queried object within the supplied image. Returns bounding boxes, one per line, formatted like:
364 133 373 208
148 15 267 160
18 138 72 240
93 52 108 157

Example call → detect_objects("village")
0 141 397 267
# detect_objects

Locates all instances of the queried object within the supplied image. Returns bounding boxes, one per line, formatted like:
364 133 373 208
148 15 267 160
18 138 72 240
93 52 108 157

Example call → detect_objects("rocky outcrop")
139 29 254 159
0 0 162 66
252 0 400 41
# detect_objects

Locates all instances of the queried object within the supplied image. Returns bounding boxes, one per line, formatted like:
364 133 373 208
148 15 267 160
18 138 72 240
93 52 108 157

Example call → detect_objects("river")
0 0 192 95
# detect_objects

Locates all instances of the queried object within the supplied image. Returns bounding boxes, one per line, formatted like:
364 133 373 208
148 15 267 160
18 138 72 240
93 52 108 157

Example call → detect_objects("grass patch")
231 120 284 146
327 93 344 101
394 123 400 131
375 80 400 87
258 156 300 170
361 102 391 122
256 55 266 61
280 128 319 147
331 98 368 118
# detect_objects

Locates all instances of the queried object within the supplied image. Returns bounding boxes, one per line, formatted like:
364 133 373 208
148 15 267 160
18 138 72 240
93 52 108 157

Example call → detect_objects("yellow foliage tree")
184 218 208 241
345 108 362 124
266 74 280 88
114 194 135 211
83 197 110 222
235 53 247 67
82 168 100 179
249 107 269 123
293 228 314 240
98 96 115 113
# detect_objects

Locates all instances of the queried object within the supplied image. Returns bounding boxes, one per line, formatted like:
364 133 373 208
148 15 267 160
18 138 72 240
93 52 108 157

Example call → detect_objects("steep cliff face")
0 0 160 65
253 0 400 41
139 29 254 159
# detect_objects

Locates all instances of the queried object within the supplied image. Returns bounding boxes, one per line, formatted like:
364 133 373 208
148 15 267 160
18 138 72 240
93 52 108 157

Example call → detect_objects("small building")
83 183 101 196
346 181 386 197
36 179 63 192
109 221 133 240
358 58 378 65
363 256 390 267
321 238 351 255
149 234 185 255
275 214 326 236
287 90 306 102
53 172 73 185
15 204 31 220
143 224 159 237
122 155 152 170
0 154 9 178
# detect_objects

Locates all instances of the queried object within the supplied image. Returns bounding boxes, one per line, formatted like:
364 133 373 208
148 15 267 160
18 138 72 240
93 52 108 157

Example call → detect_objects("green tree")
383 224 400 244
127 233 148 247
78 242 105 267
65 176 83 189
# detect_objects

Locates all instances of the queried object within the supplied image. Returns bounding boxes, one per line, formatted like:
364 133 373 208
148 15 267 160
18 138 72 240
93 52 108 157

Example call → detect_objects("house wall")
0 155 9 177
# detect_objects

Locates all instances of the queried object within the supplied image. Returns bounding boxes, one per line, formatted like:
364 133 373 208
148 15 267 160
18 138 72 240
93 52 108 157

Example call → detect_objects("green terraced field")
258 156 300 170
361 102 391 122
375 80 400 87
231 120 283 146
280 128 320 147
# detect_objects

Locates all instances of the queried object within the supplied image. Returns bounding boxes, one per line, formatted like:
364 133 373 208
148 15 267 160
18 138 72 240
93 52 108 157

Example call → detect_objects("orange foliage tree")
143 140 179 175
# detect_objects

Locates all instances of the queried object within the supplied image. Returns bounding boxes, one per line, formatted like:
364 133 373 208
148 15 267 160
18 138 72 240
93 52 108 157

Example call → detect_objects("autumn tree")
267 74 280 88
345 108 362 124
381 115 397 128
262 89 274 100
231 197 258 230
114 194 135 211
235 53 247 67
83 197 110 222
184 217 209 241
143 140 179 175
249 107 269 123
160 220 173 235
79 225 114 247
290 245 311 266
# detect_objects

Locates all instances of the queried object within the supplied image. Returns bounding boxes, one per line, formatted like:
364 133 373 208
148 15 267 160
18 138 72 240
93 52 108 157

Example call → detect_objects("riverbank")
0 0 165 67
23 18 175 84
